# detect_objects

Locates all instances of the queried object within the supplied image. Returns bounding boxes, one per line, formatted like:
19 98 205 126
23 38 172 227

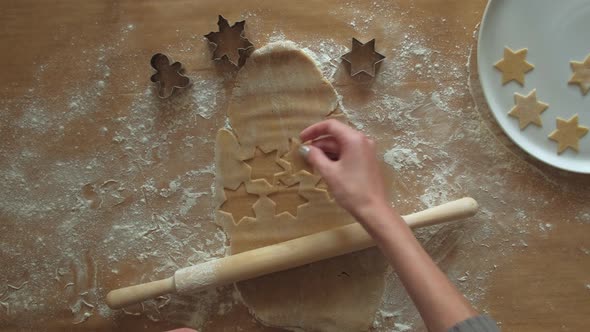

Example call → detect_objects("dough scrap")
548 114 589 154
494 47 534 86
215 41 386 332
568 54 590 95
281 138 314 175
508 89 548 130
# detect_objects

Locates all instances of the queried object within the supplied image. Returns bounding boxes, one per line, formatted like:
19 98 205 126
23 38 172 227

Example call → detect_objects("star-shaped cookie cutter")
341 38 385 77
204 15 254 67
150 53 190 99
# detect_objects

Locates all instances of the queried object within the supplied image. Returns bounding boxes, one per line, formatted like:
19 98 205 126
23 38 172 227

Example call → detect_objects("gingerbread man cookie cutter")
150 53 190 99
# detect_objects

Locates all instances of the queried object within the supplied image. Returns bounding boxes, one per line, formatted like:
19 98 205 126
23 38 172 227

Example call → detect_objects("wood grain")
1 0 589 331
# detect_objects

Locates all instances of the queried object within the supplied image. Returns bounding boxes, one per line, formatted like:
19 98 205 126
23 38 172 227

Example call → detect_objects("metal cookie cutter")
204 15 254 67
150 53 190 99
341 38 385 78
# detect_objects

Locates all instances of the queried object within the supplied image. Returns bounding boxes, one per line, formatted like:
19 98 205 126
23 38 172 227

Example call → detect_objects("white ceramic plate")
478 0 590 173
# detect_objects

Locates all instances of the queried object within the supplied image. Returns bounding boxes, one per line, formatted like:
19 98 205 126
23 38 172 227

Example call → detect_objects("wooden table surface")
1 0 589 331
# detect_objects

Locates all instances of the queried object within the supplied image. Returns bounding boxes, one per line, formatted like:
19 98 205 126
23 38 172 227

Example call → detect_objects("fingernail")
299 145 311 157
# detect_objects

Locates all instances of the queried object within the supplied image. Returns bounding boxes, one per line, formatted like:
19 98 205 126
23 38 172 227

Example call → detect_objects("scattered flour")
0 21 506 331
384 147 423 171
3 20 480 328
394 322 413 332
0 23 232 330
2 3 583 331
301 41 349 79
577 212 590 224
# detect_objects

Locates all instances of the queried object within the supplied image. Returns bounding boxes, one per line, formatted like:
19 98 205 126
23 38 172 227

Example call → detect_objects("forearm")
358 203 477 332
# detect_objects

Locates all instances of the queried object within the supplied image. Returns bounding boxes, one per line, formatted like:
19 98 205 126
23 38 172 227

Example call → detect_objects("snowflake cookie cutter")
204 15 255 68
150 53 190 99
341 38 385 78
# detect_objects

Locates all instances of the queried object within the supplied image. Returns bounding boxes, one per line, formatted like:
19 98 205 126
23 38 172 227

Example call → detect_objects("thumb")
300 145 333 175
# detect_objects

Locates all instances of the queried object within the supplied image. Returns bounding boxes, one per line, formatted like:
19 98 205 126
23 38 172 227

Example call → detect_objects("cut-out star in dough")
568 54 590 95
548 114 589 154
508 89 548 130
315 178 334 201
281 138 313 174
341 38 385 77
494 47 534 85
268 183 309 218
219 183 260 224
245 148 286 185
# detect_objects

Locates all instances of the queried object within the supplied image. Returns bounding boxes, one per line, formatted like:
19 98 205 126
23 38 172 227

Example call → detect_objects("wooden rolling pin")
106 197 478 309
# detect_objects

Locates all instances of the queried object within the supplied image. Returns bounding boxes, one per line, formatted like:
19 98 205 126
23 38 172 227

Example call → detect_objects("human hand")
300 120 389 220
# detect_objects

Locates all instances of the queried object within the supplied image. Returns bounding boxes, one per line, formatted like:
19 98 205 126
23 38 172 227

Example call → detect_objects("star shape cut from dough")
281 138 313 174
315 178 334 201
508 89 548 130
204 15 254 67
268 183 309 218
219 183 260 224
494 47 534 85
568 55 590 95
548 114 589 154
244 148 286 185
341 38 385 77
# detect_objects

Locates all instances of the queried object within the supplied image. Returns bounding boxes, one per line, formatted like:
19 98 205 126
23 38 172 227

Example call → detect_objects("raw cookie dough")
568 54 590 95
548 114 589 154
215 41 387 332
244 148 286 185
508 89 548 130
494 47 534 86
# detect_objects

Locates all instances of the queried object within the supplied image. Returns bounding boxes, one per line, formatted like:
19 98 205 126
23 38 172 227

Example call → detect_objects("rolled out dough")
214 41 387 331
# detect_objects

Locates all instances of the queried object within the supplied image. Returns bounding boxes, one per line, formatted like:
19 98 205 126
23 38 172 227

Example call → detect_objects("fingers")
300 119 358 145
310 136 340 155
302 145 334 175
